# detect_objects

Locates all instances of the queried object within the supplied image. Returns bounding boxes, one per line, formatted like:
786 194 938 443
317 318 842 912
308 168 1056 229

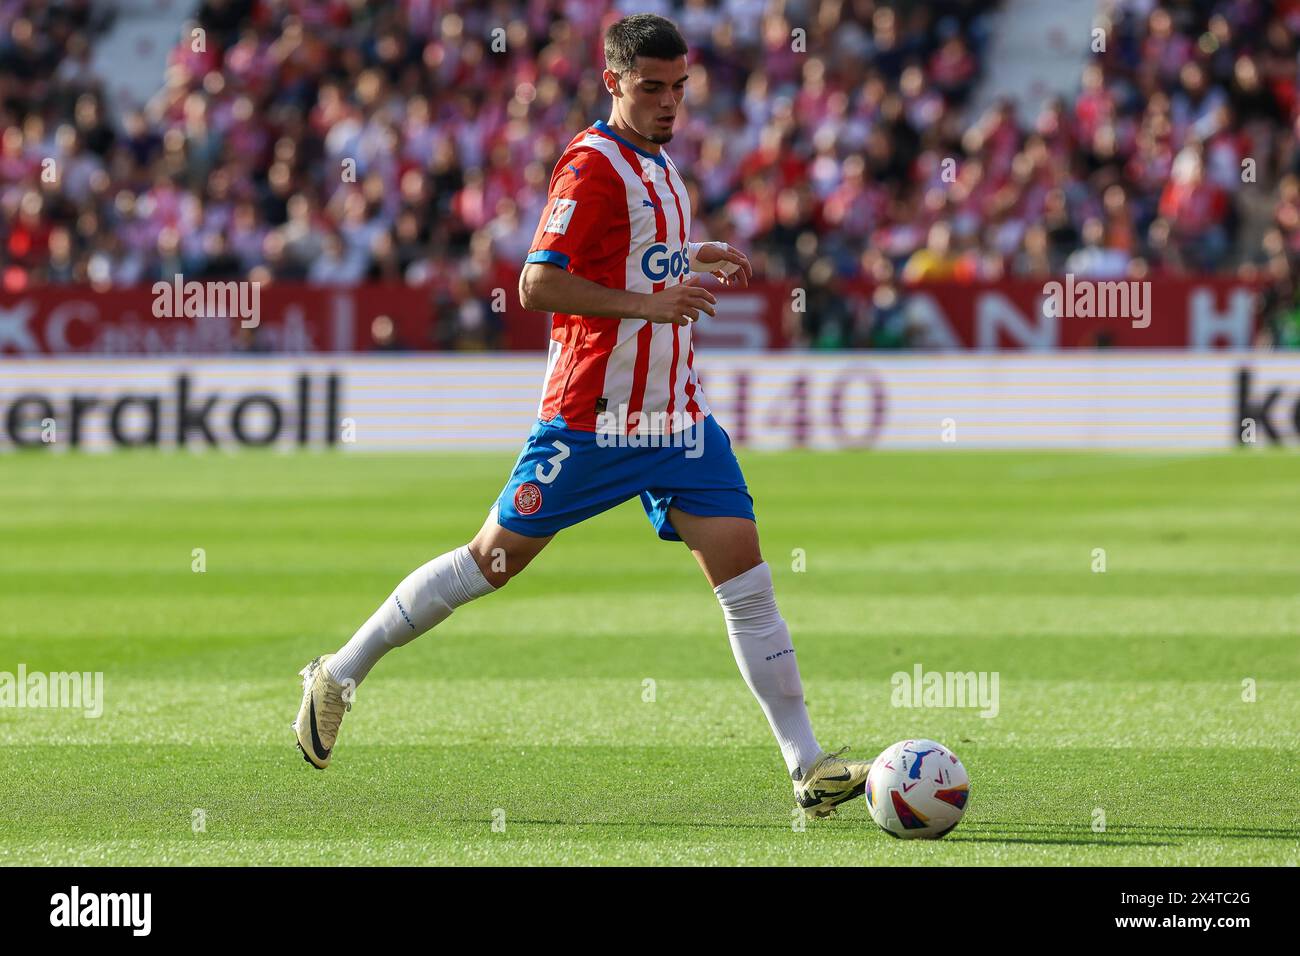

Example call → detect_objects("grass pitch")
1 448 1297 865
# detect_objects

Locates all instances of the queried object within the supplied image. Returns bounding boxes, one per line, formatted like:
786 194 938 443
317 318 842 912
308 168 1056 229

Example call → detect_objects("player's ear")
603 69 621 97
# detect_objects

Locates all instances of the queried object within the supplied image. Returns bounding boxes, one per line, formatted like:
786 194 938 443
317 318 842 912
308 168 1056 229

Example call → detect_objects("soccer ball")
865 739 970 839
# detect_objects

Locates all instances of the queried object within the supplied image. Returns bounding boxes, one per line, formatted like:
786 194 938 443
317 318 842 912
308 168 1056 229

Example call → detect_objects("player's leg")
666 506 871 817
665 507 819 768
329 516 551 688
662 510 762 587
295 414 641 769
644 412 874 815
638 417 822 780
467 515 552 587
293 418 562 770
293 518 550 769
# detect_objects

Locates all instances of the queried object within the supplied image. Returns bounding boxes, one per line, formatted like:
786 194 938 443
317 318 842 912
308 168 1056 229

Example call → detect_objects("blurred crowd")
2 0 1299 348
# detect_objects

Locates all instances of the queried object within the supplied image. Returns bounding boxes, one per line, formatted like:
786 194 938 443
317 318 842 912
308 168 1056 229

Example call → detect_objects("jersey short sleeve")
525 146 623 274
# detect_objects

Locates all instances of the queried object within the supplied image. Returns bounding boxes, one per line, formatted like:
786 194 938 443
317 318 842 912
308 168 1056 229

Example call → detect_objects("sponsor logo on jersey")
640 243 688 282
514 482 543 515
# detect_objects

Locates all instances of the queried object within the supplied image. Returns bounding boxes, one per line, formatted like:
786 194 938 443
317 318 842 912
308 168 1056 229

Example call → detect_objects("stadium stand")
1 0 1297 347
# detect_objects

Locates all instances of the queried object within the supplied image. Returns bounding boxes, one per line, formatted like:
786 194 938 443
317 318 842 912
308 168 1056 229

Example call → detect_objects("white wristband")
687 241 740 275
686 241 709 270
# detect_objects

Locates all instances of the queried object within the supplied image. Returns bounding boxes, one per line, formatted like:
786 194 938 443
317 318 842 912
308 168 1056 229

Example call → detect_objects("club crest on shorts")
514 482 543 515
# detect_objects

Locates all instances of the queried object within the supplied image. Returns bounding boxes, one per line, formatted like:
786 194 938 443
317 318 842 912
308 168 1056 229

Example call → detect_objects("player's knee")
467 540 524 590
732 553 765 579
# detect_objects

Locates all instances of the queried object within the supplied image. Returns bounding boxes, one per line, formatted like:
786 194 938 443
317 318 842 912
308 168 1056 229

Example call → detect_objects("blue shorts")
492 414 754 541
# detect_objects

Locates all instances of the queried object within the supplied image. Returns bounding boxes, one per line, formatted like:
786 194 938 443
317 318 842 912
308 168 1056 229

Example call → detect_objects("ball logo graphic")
865 738 970 839
514 482 543 515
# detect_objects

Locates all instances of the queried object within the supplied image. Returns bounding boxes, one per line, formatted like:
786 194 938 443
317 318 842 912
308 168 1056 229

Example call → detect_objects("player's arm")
519 262 717 326
520 151 718 326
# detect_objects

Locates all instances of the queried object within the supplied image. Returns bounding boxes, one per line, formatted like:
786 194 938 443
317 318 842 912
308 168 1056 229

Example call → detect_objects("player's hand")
696 242 752 288
639 275 717 326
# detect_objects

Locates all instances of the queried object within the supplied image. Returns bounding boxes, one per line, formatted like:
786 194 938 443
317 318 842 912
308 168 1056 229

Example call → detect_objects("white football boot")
292 654 352 769
794 747 873 819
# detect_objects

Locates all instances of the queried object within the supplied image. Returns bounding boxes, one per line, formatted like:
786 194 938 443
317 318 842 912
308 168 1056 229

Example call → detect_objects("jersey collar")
593 120 667 169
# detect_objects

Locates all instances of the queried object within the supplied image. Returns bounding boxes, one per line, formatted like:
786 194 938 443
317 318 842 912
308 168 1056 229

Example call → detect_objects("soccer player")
294 13 871 819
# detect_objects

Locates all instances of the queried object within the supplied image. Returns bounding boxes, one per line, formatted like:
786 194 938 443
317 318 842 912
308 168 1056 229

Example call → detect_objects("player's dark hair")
604 14 688 75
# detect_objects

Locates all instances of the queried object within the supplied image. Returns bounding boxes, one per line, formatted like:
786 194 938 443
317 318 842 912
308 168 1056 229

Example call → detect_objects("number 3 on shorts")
534 440 570 484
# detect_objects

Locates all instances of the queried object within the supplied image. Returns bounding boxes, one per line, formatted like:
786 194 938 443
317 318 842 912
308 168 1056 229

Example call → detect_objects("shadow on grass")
445 817 1293 848
963 821 1297 840
437 818 1178 846
946 835 1175 847
451 818 803 832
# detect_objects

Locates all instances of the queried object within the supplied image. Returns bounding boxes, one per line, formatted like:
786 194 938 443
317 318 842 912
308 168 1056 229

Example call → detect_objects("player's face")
609 56 688 146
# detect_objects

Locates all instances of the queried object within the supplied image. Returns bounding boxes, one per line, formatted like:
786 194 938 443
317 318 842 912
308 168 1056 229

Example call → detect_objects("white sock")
715 562 822 780
329 545 496 686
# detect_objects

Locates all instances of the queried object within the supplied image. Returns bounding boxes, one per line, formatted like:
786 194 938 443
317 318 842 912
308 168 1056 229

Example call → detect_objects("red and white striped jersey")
524 119 711 436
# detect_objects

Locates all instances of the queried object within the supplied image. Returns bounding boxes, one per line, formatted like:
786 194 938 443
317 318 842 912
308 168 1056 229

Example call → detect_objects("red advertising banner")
897 276 1261 349
0 274 1260 355
0 284 435 355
